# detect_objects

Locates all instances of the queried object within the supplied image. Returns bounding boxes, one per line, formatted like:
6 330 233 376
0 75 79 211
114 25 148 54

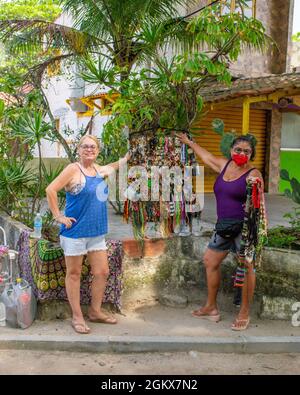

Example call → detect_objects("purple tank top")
213 160 255 220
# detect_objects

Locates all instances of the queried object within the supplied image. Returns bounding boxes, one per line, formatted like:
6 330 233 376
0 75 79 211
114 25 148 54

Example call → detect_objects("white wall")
35 14 109 159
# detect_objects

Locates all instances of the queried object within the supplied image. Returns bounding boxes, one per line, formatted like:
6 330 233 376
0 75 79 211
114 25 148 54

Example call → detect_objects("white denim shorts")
60 235 107 256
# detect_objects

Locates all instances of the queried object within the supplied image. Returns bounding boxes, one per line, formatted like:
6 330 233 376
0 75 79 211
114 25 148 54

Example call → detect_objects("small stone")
158 293 188 308
99 362 106 366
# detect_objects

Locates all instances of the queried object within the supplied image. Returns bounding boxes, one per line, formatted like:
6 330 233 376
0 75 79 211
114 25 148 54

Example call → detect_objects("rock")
158 293 188 308
260 296 298 320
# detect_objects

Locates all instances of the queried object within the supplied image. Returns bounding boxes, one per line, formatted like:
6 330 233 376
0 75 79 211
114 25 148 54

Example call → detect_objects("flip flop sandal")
191 309 221 322
231 318 250 331
71 321 91 334
88 315 117 324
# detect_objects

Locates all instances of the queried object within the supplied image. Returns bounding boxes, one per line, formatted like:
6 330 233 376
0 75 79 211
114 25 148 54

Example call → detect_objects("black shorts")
208 231 242 254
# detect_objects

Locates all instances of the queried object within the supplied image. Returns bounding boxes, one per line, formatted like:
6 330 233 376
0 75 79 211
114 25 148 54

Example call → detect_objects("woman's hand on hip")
57 216 77 228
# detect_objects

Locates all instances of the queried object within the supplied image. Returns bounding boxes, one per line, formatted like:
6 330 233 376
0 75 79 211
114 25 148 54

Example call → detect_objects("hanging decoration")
233 178 268 289
124 129 202 240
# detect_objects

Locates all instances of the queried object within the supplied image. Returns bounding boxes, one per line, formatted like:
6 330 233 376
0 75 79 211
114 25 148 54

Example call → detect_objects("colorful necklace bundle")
233 178 268 288
124 130 202 240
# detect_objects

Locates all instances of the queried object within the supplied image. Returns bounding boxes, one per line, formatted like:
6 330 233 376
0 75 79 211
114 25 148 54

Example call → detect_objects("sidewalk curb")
0 335 299 354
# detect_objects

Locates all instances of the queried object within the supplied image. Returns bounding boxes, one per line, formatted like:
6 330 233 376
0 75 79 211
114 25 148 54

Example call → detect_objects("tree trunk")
31 141 42 216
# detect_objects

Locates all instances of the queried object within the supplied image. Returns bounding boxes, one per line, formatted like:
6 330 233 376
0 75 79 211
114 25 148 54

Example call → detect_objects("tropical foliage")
0 0 198 82
292 32 300 42
0 0 271 222
267 170 300 250
98 5 270 139
0 97 66 229
0 0 60 20
0 0 76 161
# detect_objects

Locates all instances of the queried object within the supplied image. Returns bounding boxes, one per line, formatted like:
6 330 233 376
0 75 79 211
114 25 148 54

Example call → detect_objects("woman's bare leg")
193 248 228 316
87 250 117 323
65 255 88 329
232 264 256 329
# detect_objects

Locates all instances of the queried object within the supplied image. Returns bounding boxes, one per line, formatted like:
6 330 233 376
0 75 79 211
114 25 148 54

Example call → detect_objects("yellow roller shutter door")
192 106 267 192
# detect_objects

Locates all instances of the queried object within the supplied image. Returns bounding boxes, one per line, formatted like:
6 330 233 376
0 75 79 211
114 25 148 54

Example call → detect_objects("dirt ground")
0 349 299 375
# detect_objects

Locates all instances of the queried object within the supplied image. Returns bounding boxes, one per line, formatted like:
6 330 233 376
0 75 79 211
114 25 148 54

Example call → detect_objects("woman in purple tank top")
177 133 264 331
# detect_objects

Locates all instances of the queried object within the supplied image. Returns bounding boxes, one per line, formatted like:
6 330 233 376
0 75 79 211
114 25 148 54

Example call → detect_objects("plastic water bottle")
0 301 6 327
192 215 201 236
33 213 42 238
0 284 17 328
15 278 36 329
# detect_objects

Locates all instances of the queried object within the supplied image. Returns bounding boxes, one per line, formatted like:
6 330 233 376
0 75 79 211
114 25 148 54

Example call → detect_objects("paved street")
0 349 299 375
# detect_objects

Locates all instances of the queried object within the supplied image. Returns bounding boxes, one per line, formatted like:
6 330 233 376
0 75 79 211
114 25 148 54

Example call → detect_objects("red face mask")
232 153 249 166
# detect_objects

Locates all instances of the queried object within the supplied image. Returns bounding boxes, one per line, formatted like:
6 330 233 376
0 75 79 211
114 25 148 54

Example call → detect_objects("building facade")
40 1 300 194
188 0 300 193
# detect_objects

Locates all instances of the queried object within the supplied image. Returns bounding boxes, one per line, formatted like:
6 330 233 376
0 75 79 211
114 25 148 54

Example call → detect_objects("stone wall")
1 212 299 320
123 231 300 320
0 211 31 249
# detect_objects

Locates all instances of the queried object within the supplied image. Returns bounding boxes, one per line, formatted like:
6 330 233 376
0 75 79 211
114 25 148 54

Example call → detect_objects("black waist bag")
215 218 243 239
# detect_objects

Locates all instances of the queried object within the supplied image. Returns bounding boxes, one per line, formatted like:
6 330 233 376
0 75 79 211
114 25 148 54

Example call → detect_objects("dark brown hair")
230 134 257 160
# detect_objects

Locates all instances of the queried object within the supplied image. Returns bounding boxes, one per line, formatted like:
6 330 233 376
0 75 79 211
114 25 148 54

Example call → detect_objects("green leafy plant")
0 159 35 215
266 226 299 250
211 119 237 158
292 32 300 42
270 170 300 250
283 207 300 231
280 169 300 204
10 110 53 215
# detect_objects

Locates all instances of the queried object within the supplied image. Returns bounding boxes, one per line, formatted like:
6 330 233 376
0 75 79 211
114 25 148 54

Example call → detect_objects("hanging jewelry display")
233 178 268 290
125 129 202 240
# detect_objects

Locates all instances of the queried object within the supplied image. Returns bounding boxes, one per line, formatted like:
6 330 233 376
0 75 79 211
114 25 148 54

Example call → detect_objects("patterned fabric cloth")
17 231 123 310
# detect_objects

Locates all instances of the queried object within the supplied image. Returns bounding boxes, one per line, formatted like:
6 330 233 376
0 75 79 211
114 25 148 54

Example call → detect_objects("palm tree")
0 0 200 165
10 111 53 215
0 0 198 83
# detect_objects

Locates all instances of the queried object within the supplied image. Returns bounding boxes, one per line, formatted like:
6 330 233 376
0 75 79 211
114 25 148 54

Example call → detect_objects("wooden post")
242 98 250 135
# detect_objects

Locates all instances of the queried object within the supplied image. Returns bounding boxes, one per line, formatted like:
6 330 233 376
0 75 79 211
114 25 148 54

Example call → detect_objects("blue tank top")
60 165 108 238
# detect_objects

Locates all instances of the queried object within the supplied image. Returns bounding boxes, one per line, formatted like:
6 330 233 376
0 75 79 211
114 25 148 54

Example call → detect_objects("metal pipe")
0 226 7 246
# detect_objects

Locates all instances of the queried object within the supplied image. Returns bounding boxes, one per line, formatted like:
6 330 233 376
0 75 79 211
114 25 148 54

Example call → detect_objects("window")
219 0 234 15
281 113 300 149
243 0 256 18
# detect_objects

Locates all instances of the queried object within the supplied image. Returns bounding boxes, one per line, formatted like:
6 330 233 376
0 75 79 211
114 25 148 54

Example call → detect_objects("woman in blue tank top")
176 132 264 331
46 135 129 334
